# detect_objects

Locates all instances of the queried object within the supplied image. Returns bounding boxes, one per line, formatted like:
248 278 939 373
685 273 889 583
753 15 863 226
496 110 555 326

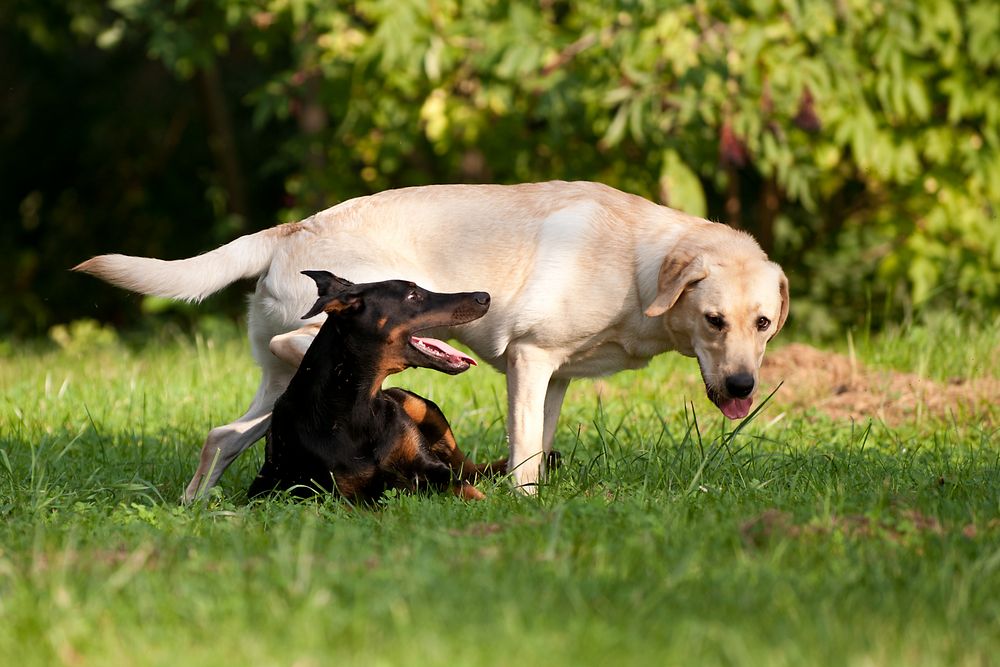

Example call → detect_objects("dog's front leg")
542 377 570 455
505 345 559 493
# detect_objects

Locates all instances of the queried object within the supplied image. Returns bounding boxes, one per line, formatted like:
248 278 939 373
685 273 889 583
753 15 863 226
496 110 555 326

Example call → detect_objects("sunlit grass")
1 318 998 666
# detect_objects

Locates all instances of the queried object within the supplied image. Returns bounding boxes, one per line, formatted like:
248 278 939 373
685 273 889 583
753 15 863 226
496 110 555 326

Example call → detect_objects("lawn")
1 316 998 666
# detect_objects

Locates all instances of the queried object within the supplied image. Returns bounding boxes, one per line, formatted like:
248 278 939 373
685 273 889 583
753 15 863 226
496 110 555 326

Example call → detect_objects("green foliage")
2 0 998 335
48 318 120 355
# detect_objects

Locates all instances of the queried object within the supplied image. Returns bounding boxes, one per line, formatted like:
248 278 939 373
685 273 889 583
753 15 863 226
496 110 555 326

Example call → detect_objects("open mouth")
409 336 477 372
707 386 753 420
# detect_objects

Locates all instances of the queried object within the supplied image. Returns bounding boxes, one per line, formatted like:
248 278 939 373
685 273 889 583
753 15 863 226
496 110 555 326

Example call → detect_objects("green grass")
1 317 998 666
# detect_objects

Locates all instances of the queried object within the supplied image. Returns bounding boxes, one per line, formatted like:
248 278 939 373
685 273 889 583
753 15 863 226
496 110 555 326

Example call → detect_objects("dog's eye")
756 317 771 331
705 314 725 329
405 290 423 302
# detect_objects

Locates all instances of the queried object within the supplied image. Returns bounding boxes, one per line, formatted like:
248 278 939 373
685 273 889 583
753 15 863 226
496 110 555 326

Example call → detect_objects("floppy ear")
300 270 360 319
644 254 709 317
771 267 790 339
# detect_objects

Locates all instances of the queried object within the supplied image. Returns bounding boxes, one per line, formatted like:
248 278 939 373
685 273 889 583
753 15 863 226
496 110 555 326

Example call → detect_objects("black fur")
248 273 502 502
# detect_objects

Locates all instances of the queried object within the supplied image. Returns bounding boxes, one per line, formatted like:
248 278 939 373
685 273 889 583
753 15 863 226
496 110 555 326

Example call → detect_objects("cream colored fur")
75 181 788 500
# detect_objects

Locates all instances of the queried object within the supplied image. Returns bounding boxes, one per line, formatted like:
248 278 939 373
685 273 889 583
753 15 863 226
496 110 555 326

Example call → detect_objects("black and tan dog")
248 271 505 502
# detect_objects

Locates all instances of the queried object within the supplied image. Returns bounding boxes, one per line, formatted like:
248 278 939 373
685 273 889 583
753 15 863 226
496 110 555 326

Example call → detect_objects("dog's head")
301 270 490 375
643 244 789 420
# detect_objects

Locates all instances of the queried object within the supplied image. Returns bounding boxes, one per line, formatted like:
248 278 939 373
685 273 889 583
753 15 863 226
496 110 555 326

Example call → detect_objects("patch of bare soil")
760 344 1000 424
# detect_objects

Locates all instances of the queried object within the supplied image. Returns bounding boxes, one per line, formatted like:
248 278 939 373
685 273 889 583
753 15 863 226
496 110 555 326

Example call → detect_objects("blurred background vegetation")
2 0 998 340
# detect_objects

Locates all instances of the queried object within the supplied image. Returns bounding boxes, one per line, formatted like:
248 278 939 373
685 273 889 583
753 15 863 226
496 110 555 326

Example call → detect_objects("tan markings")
333 465 377 500
455 455 508 481
399 393 428 423
368 351 408 399
452 482 485 501
429 429 458 460
417 408 453 455
383 387 507 489
377 316 388 329
380 423 423 471
322 296 360 314
375 328 411 382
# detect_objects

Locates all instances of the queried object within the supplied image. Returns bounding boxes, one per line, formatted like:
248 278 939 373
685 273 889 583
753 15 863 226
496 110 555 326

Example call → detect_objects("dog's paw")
546 450 563 470
454 482 486 501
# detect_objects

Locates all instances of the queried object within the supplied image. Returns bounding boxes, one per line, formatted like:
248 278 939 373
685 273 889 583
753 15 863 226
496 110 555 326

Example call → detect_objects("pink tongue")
411 336 476 366
720 397 753 420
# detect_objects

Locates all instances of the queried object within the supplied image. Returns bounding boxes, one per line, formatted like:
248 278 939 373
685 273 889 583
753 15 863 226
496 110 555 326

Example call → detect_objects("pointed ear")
771 266 790 339
301 270 354 294
644 254 709 317
300 270 360 319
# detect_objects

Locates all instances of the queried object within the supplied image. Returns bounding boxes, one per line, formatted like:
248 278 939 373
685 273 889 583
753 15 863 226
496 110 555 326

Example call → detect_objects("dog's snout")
725 373 755 398
473 292 490 307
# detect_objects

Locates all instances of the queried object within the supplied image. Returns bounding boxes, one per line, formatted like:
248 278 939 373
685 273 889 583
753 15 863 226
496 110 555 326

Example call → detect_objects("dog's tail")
73 225 296 302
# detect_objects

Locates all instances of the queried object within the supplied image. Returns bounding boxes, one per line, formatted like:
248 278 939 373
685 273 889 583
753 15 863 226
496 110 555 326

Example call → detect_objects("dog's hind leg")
182 373 289 503
383 387 506 481
268 323 322 366
182 323 310 502
183 280 321 502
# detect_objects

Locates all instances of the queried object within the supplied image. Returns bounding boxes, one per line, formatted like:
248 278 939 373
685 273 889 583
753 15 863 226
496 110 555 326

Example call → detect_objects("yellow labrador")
75 181 788 499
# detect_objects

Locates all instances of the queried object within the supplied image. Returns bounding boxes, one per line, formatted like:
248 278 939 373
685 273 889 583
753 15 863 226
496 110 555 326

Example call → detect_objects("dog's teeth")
410 336 476 366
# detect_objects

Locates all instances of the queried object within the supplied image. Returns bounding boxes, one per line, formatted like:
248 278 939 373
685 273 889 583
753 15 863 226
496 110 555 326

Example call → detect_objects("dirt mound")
760 343 999 424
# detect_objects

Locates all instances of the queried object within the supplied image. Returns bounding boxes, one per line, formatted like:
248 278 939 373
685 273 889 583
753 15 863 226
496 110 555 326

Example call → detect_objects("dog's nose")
725 372 755 398
473 292 490 306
